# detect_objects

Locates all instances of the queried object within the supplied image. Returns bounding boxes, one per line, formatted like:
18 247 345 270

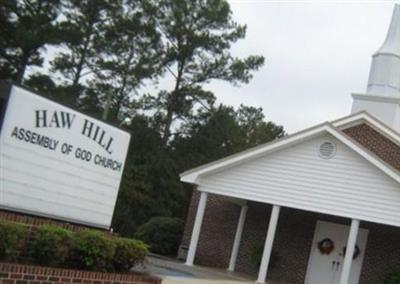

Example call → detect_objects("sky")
31 1 399 134
203 1 399 133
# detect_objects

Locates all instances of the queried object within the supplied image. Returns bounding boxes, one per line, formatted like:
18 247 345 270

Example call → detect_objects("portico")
179 114 400 284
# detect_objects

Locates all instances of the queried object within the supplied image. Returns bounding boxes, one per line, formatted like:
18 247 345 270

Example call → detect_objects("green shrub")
249 242 278 270
134 217 183 256
113 238 148 272
386 272 400 284
0 221 27 261
73 230 115 271
0 220 149 273
30 225 74 266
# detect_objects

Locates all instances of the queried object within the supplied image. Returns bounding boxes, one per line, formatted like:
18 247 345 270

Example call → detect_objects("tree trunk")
162 62 184 145
16 52 30 84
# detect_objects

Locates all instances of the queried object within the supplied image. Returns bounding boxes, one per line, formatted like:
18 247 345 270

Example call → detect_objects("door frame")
304 220 369 284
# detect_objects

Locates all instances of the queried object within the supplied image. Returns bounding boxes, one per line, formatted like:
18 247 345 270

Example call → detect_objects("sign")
0 84 130 229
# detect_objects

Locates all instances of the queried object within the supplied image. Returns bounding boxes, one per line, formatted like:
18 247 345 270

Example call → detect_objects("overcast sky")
32 1 399 134
203 1 399 133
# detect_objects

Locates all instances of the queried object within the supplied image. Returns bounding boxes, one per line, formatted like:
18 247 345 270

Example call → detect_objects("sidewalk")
133 255 280 284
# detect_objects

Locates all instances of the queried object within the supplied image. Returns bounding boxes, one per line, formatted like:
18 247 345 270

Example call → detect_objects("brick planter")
0 263 162 284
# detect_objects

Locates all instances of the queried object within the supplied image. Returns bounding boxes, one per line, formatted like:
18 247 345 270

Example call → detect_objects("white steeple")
352 4 400 132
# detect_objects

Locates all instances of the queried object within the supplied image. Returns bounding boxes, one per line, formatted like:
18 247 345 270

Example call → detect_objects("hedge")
135 217 183 256
386 272 400 284
0 220 148 273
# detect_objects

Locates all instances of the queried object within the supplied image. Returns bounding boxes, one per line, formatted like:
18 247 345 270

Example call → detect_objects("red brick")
343 123 400 170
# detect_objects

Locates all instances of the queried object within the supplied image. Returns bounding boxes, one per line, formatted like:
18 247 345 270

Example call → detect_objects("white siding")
199 134 400 227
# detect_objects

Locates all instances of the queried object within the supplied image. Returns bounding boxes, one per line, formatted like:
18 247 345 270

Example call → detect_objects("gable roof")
180 113 400 185
333 111 400 146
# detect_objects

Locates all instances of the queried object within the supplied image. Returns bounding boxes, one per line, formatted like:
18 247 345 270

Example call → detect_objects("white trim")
325 127 400 183
304 221 323 284
332 111 400 145
181 122 400 185
181 123 334 183
256 205 281 283
351 93 400 104
228 204 248 272
185 191 208 266
339 219 360 284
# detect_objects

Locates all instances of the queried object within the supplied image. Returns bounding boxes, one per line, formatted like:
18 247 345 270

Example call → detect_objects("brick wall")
180 190 400 284
343 123 400 171
0 210 97 232
0 263 162 284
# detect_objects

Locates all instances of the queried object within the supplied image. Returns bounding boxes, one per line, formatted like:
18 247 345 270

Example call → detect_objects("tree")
112 115 185 236
142 0 265 145
50 0 114 106
91 0 164 122
0 0 63 83
171 104 285 172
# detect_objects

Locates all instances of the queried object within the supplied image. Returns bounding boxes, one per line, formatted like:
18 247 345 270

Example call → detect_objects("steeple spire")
351 4 400 132
366 4 400 98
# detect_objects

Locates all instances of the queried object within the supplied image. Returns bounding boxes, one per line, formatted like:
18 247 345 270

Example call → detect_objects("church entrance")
305 221 369 284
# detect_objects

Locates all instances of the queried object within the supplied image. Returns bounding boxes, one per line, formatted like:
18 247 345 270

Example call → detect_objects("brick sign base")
0 263 162 284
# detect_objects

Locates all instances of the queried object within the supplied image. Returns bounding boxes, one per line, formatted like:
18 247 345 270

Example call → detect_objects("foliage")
91 0 164 121
112 115 187 236
249 242 278 270
386 272 400 284
0 0 63 83
0 221 27 261
172 104 285 170
113 238 148 272
0 221 148 272
30 225 74 267
135 217 184 256
1 0 285 243
73 230 115 271
141 0 265 144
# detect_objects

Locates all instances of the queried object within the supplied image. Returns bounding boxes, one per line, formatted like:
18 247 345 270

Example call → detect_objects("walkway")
134 255 281 284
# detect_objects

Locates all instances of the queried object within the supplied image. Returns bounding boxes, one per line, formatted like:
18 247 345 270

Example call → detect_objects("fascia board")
180 123 332 184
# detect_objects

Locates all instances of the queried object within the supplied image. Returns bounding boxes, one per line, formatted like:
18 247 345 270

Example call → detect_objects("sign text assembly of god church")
0 82 131 229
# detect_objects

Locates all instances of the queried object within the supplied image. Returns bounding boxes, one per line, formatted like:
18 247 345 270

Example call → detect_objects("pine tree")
0 0 63 83
141 0 265 145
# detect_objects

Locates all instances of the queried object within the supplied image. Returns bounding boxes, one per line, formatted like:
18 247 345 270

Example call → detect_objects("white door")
305 221 368 284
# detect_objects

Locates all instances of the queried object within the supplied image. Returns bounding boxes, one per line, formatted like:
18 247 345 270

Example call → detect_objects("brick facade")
0 209 97 232
343 123 400 171
0 263 161 284
180 123 400 284
181 192 400 283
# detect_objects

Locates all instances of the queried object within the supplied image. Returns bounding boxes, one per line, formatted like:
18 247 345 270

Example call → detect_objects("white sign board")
0 85 130 229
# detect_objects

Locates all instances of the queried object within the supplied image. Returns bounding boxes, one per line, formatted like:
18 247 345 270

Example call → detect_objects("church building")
179 5 400 284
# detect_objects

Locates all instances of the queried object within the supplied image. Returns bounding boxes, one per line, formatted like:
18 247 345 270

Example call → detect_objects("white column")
256 205 281 283
339 219 360 284
228 204 248 272
185 191 208 266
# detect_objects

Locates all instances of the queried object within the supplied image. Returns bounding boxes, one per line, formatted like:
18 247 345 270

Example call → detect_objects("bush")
386 272 400 284
30 225 74 267
0 220 148 273
113 238 149 272
135 217 183 256
73 230 115 271
0 221 27 261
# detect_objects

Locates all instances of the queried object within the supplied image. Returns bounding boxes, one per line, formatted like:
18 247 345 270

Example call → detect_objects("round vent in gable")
319 141 336 159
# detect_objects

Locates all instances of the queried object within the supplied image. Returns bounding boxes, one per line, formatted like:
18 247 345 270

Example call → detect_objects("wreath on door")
342 245 361 260
318 238 335 255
